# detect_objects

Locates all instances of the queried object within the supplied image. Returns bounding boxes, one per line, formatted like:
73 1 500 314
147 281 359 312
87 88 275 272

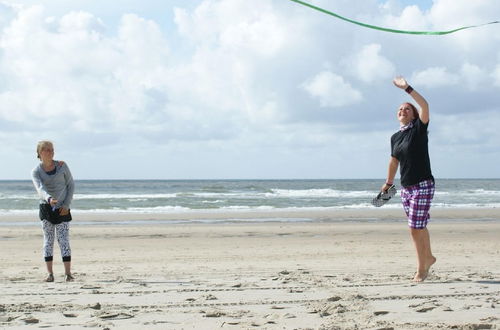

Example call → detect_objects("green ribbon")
289 0 499 35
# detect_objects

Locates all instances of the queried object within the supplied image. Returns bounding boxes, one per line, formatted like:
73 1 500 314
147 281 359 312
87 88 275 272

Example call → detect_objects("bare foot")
413 270 428 282
413 256 436 282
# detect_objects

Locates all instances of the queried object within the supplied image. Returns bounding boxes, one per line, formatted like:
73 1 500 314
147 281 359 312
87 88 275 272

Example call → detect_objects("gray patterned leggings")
41 220 71 262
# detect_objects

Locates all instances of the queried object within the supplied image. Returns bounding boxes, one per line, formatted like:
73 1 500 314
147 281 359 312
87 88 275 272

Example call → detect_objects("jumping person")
381 76 436 282
32 141 75 282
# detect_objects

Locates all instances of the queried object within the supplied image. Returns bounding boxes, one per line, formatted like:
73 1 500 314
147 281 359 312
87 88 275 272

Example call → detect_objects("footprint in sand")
204 310 225 318
223 321 241 326
89 303 101 310
0 315 19 322
327 296 342 302
374 311 389 316
271 306 286 310
416 306 435 313
97 312 134 320
9 277 26 282
23 317 39 324
409 299 440 313
318 304 347 316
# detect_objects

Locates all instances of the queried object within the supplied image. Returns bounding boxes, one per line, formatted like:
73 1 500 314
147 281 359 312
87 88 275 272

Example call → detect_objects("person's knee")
410 227 425 238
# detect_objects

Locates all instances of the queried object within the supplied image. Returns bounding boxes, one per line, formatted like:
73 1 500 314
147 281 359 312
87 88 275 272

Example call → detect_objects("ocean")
1 179 499 218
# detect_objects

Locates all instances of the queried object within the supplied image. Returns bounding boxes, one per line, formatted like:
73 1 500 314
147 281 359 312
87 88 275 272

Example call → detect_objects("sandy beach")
1 209 499 329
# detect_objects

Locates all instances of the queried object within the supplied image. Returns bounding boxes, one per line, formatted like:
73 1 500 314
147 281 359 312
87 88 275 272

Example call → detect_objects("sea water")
1 179 499 217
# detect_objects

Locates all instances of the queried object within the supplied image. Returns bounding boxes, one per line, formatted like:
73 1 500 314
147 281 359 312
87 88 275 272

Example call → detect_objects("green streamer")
289 0 499 35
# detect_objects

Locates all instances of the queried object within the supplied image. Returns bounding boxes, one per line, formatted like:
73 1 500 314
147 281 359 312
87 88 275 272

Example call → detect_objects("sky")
0 0 499 180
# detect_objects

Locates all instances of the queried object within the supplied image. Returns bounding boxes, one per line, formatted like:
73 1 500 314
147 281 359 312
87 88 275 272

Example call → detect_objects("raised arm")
393 76 429 124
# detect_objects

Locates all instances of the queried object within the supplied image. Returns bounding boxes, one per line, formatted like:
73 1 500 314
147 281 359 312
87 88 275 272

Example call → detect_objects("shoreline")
0 207 499 225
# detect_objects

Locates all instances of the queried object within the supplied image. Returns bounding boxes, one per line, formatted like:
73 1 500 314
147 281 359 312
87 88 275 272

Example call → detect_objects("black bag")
39 204 72 224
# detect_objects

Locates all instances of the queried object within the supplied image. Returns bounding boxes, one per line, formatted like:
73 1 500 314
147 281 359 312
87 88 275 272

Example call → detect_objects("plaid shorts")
401 179 435 229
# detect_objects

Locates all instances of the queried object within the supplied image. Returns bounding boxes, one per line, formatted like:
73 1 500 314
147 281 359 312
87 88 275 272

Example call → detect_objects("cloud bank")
1 0 499 179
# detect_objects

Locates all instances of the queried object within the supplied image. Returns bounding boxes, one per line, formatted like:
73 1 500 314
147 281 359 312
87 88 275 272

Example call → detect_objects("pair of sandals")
45 273 74 282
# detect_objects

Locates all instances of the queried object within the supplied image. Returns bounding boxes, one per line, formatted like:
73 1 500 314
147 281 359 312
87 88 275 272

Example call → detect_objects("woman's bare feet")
413 256 436 282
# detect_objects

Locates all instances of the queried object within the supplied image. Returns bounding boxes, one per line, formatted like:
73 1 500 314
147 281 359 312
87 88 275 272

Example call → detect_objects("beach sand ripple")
1 221 499 329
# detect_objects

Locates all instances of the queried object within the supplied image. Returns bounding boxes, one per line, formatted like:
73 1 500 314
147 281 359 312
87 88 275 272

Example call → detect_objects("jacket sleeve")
61 163 75 209
31 167 51 203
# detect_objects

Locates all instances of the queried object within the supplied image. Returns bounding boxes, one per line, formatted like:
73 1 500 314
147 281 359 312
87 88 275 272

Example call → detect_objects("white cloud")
411 67 460 88
58 10 104 34
430 0 499 29
350 43 395 84
301 71 362 108
0 6 172 133
0 0 499 179
382 4 430 31
433 111 500 148
412 63 491 90
429 0 500 51
493 64 500 88
460 62 485 91
174 0 287 57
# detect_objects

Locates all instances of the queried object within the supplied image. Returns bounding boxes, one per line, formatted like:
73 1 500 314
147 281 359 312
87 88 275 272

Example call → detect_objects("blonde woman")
31 141 75 282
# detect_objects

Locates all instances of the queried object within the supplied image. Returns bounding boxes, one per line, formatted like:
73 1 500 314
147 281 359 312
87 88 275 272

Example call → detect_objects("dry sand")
0 209 499 329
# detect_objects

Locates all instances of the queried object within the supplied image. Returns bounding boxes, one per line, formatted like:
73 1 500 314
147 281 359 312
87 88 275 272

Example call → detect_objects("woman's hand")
393 76 409 89
59 207 69 216
380 183 393 192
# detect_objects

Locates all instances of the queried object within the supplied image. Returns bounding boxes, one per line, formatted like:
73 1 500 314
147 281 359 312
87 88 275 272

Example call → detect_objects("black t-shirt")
391 119 434 187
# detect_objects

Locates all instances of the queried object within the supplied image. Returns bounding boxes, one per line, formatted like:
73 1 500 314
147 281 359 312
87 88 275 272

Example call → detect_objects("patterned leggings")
41 220 71 262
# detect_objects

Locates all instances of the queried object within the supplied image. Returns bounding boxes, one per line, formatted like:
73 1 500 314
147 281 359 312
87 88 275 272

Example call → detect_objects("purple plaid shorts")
401 179 435 229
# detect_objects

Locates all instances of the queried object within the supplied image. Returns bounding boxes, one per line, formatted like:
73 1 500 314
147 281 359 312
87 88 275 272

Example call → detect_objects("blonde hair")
36 140 53 159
